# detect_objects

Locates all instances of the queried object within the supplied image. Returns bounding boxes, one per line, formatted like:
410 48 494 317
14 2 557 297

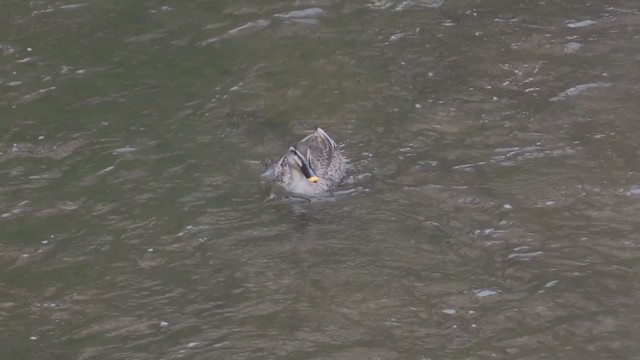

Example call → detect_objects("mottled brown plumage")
273 128 345 195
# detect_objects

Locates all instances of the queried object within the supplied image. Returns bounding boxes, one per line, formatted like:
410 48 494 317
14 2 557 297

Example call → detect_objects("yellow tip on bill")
307 176 320 183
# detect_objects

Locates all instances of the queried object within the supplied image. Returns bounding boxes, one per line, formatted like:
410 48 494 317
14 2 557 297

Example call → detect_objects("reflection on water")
1 0 640 359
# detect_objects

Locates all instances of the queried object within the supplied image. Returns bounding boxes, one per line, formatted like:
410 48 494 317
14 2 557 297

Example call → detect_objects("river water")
1 0 639 359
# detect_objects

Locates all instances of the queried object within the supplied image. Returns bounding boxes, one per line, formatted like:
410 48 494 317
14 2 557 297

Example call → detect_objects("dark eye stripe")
291 149 304 161
288 151 302 167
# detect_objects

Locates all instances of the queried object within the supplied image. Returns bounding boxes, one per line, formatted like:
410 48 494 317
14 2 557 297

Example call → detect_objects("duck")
273 127 346 196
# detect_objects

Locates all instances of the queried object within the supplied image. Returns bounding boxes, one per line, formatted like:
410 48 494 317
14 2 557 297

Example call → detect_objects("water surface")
1 0 639 359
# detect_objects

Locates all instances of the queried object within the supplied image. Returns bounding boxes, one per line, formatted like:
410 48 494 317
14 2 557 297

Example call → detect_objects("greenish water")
1 0 639 359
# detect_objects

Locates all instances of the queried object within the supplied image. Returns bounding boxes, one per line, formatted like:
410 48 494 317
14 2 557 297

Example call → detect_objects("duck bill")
300 161 319 183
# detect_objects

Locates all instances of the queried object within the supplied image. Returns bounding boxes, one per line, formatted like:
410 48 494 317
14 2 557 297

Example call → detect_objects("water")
2 0 639 359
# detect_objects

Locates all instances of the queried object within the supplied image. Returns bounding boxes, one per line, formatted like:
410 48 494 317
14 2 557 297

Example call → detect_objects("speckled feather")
273 128 345 195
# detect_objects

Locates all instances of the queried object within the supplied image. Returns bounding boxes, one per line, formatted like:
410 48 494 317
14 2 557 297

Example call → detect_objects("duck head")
286 146 319 183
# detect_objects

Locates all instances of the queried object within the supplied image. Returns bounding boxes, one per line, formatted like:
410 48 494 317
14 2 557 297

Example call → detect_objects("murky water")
2 0 639 359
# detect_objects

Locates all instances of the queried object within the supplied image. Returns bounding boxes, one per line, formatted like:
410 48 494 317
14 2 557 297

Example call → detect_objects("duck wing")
293 128 340 178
